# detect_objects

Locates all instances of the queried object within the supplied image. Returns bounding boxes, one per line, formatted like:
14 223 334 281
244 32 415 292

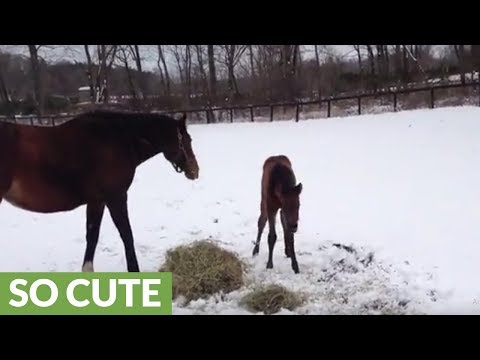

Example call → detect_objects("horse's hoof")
82 261 94 272
266 262 273 269
252 246 259 257
292 263 299 274
285 250 291 258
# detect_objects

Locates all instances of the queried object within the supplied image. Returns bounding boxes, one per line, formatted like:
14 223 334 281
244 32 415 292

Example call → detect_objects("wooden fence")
161 81 480 124
1 81 479 126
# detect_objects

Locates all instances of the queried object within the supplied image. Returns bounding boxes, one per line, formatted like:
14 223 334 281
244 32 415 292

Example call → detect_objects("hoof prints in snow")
175 241 440 315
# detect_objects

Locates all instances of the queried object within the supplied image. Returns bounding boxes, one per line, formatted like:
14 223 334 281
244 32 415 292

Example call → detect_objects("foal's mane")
270 163 297 194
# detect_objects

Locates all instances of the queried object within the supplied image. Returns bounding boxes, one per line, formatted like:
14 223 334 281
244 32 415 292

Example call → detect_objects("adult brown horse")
252 155 302 274
0 109 199 272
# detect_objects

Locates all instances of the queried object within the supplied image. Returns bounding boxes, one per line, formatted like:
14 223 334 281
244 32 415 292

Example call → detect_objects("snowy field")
1 105 480 314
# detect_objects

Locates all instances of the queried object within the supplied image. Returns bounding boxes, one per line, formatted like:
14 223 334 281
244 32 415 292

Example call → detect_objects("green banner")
0 272 172 315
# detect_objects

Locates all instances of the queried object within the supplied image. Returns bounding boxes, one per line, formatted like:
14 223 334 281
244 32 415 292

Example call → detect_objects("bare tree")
384 45 390 79
129 45 145 99
83 45 118 103
255 45 278 100
117 46 139 101
365 45 376 91
454 45 466 85
185 45 192 101
28 45 45 115
353 45 363 76
207 45 217 100
194 45 209 97
248 45 256 82
404 46 427 81
0 53 11 106
402 45 409 83
279 45 300 100
472 45 480 81
0 69 10 105
195 45 215 122
157 45 171 96
171 45 185 88
219 45 248 97
170 45 194 102
84 45 95 102
314 45 322 97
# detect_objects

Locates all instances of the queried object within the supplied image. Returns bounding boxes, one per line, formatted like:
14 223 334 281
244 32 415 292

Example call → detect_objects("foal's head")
163 113 199 180
280 183 303 233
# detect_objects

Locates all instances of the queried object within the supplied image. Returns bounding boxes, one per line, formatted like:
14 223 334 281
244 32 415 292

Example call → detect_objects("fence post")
430 88 435 109
327 100 331 118
230 108 233 123
295 103 300 122
393 93 397 112
270 105 274 122
250 106 254 122
357 97 361 115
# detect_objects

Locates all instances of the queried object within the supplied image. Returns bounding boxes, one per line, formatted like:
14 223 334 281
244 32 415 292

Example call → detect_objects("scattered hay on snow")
160 240 244 303
240 284 303 315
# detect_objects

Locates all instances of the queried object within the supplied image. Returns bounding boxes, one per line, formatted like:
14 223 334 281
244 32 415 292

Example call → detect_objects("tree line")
1 45 479 116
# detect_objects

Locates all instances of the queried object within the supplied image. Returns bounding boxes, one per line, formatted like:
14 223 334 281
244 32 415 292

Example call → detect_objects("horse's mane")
66 109 182 139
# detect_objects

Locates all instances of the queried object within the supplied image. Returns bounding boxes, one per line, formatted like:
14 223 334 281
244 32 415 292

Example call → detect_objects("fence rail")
1 81 479 126
160 81 480 124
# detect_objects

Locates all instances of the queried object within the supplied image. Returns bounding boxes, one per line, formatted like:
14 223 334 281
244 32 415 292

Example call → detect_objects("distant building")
78 86 91 103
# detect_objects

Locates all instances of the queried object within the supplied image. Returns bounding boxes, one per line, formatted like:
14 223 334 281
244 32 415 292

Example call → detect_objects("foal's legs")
253 210 267 257
82 201 105 272
289 236 299 274
280 210 291 258
266 207 279 269
280 210 299 274
106 192 140 272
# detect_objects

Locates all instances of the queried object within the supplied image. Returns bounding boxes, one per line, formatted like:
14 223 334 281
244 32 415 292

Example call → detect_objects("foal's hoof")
252 245 259 257
292 263 300 274
266 261 273 269
285 249 291 258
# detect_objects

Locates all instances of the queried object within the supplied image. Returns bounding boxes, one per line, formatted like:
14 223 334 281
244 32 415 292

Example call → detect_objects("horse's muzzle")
185 168 199 180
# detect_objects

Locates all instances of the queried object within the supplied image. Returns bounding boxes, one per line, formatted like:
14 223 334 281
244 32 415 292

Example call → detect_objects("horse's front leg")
280 210 291 258
106 193 140 272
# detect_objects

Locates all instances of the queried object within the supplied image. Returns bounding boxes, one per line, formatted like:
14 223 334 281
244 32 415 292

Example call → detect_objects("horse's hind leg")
106 192 140 272
82 201 105 272
253 211 267 256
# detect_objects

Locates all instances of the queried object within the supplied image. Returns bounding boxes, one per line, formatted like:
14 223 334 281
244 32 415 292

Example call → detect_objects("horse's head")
163 113 199 180
279 183 303 233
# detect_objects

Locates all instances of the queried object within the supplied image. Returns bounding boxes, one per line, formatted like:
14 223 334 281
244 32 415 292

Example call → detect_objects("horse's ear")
295 183 303 195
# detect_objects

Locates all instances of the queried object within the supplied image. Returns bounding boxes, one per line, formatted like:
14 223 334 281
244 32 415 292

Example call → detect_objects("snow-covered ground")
1 106 480 314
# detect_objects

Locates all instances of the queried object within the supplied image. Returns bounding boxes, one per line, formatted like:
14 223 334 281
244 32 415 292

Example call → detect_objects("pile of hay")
240 284 303 315
160 240 244 303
